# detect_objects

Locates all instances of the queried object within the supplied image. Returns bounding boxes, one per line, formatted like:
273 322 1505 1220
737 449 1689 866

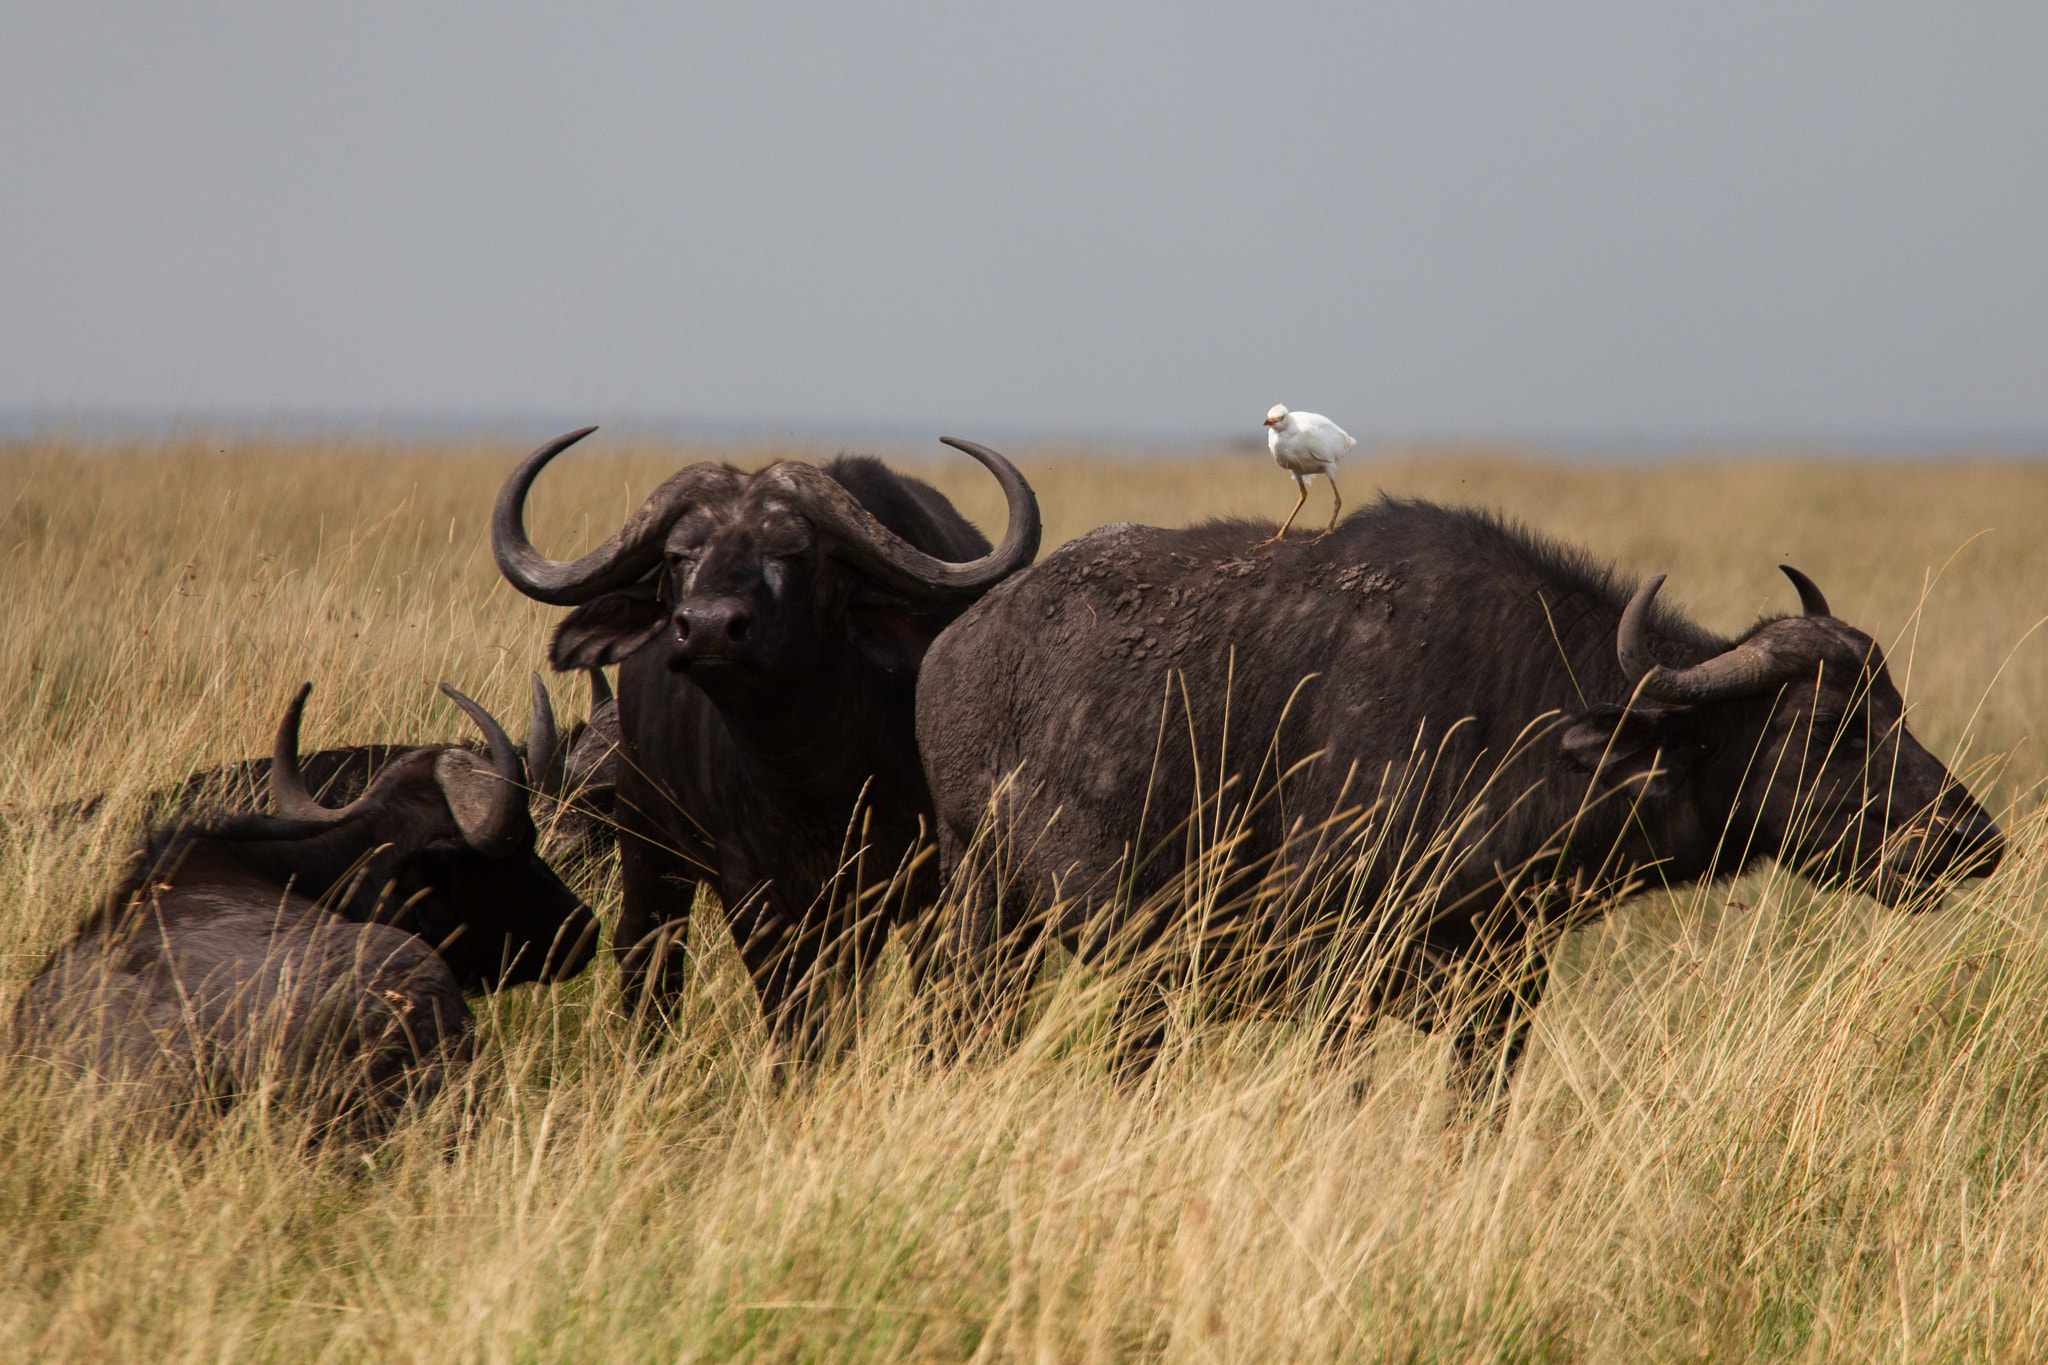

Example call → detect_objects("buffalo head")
270 682 600 987
1565 565 2003 906
490 429 1041 699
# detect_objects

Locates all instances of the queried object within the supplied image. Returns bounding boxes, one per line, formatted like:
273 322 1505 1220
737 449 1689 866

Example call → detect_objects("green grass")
2 432 2046 1361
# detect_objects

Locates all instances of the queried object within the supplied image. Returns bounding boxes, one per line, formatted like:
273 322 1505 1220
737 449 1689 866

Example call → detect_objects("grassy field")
3 431 2047 1361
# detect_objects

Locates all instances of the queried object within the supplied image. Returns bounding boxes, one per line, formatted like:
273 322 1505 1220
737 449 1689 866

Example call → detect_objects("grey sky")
5 2 2045 444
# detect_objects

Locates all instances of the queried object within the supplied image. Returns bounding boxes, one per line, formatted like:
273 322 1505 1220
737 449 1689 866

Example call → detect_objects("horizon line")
3 404 2046 460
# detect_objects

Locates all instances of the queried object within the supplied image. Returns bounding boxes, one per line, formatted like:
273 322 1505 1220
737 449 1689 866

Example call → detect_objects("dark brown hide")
19 685 599 1139
491 430 1039 1052
917 503 2003 1081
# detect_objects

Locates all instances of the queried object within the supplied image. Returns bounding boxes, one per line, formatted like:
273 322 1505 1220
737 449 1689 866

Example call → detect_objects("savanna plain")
3 432 2048 1363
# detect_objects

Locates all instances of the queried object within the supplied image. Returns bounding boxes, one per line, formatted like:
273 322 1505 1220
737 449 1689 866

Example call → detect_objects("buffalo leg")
938 930 1044 1061
737 911 814 1059
938 821 1048 1058
763 903 897 1063
613 822 702 1025
726 893 851 1065
1445 947 1550 1109
1106 962 1187 1085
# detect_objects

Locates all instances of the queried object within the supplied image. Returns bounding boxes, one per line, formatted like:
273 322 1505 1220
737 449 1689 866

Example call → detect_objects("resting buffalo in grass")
492 427 1039 1049
917 501 2004 1083
20 683 599 1137
58 671 621 868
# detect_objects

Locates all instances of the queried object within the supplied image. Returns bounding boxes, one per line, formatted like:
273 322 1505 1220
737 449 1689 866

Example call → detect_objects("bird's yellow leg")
1316 473 1342 538
1261 475 1309 546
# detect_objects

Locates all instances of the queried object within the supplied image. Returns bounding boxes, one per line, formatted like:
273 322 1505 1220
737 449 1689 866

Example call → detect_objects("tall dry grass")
2 431 2046 1361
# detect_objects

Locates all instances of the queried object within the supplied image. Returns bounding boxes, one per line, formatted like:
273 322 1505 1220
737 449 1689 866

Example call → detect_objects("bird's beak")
1262 416 1281 427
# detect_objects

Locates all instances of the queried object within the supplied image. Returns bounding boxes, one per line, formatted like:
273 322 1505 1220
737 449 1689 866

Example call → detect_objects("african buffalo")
20 683 599 1136
917 501 2005 1081
492 428 1039 1049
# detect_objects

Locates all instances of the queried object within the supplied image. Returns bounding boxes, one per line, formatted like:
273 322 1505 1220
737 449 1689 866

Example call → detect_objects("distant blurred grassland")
2 432 2047 1361
6 432 2044 802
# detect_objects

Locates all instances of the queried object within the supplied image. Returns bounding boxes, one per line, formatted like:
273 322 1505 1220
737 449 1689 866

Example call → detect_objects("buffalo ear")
550 582 664 670
845 591 947 675
1560 703 1700 798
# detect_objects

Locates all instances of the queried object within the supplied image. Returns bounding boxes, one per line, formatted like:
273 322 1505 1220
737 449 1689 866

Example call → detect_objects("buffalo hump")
918 499 2002 1083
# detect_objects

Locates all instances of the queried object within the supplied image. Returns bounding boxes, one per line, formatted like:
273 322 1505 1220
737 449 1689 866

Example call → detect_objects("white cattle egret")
1260 404 1355 543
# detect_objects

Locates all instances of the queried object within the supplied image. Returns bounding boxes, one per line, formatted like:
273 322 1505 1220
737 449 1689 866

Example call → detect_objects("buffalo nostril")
675 600 751 657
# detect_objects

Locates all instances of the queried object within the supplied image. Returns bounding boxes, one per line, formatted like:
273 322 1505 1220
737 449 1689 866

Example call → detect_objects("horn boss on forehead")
1618 572 1831 704
758 438 1041 602
492 428 749 606
492 431 1039 608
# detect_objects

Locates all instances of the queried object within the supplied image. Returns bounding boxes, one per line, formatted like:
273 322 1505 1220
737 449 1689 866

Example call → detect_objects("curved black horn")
938 437 1042 588
526 672 561 799
587 666 614 710
759 437 1041 603
491 427 744 606
270 682 354 822
435 683 527 855
1616 574 1668 685
1779 564 1831 618
1617 573 1805 704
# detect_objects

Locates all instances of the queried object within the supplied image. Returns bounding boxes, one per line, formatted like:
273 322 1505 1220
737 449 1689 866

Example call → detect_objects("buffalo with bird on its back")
917 499 2004 1086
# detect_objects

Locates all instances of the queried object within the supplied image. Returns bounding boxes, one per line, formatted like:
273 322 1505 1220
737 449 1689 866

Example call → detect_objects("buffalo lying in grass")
18 683 600 1138
917 501 2004 1084
492 428 1040 1052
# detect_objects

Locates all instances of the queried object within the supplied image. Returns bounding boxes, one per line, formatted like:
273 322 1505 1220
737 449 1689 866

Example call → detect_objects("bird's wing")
1310 416 1356 452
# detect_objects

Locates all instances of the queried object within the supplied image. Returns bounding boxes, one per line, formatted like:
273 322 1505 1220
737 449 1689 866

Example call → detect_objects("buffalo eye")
659 554 700 603
762 560 787 596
